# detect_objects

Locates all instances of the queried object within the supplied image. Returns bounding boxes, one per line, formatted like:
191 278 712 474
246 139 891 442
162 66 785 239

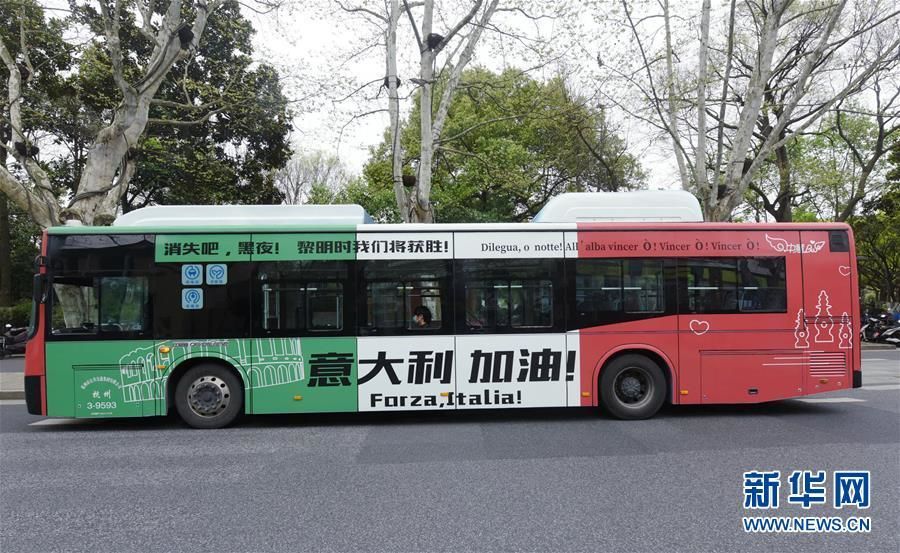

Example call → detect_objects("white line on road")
29 418 81 426
0 399 25 405
861 384 900 391
795 397 867 403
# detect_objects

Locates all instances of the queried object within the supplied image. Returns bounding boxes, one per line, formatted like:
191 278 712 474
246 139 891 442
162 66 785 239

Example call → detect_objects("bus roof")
46 220 852 235
532 190 703 222
42 192 848 235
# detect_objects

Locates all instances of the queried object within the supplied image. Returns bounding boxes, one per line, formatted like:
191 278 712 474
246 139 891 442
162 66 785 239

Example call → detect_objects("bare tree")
275 151 351 204
1 0 242 228
612 0 900 220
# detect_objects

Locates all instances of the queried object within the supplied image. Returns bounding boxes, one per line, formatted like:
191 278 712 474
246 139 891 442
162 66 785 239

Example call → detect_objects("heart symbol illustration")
838 266 851 277
689 320 710 336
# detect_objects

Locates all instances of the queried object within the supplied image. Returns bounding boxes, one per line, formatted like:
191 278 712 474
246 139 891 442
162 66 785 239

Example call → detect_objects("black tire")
174 364 243 429
599 354 667 420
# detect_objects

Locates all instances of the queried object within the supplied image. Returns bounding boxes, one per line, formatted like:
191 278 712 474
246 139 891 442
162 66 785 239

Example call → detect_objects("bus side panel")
677 230 804 404
46 340 158 418
251 336 357 414
800 229 855 394
578 318 679 406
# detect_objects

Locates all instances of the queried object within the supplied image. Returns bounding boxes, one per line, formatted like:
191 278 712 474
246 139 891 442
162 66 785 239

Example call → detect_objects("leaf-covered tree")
851 180 900 304
358 68 645 222
2 0 288 228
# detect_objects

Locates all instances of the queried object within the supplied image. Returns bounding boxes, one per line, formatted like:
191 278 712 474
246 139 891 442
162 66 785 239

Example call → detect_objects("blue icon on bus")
206 264 228 285
181 264 203 285
182 288 203 310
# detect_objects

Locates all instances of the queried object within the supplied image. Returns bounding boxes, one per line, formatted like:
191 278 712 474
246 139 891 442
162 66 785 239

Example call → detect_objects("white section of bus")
532 190 703 222
113 204 373 226
112 190 703 227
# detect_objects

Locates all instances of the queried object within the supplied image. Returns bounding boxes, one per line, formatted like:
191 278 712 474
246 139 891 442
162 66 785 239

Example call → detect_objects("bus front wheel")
599 354 666 420
174 364 243 429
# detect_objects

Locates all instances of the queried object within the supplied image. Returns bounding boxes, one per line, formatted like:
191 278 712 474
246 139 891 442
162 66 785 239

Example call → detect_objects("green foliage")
744 110 890 222
0 299 33 327
851 182 900 303
361 68 644 222
5 202 41 302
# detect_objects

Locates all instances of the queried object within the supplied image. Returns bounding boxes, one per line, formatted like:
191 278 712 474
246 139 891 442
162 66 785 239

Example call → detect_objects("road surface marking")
0 399 25 405
795 397 866 403
861 384 900 391
29 419 81 426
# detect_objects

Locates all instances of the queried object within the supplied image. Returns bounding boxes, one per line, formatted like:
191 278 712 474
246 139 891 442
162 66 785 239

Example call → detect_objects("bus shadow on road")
28 399 857 433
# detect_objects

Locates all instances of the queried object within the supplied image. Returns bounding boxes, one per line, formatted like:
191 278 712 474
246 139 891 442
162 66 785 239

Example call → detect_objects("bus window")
51 278 99 335
680 259 739 313
257 261 349 333
678 258 787 314
50 276 148 335
738 258 786 312
623 260 664 313
460 259 556 332
573 259 664 327
359 260 449 334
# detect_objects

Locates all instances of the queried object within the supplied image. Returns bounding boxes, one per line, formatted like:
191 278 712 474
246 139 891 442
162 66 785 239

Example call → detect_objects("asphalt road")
0 350 897 553
0 355 24 373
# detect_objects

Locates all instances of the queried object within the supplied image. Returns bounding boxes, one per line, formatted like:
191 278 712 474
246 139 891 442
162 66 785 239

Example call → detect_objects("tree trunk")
772 143 793 222
414 1 437 223
662 0 690 191
0 194 12 306
386 0 408 222
695 0 711 209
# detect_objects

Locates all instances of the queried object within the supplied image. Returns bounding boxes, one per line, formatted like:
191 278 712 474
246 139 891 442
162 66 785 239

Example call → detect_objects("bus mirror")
33 274 47 304
33 255 47 271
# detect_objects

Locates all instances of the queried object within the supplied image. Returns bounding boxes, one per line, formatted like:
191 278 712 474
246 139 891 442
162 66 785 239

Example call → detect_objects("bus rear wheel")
599 354 666 420
174 364 243 429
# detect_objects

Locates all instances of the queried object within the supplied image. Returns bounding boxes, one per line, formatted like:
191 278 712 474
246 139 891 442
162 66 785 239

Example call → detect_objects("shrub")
0 299 32 328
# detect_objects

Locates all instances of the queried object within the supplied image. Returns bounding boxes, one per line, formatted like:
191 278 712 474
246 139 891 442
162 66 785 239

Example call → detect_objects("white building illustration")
116 338 307 403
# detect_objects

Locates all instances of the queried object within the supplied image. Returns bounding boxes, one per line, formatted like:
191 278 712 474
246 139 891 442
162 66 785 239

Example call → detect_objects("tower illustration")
813 290 834 343
838 312 852 349
794 308 809 348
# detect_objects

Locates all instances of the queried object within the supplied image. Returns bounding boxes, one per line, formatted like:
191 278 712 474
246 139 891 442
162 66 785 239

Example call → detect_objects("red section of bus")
24 231 47 415
575 224 856 407
577 318 678 406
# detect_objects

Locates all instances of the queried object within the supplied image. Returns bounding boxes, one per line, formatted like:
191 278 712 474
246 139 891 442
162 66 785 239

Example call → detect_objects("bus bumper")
25 375 43 415
853 371 862 389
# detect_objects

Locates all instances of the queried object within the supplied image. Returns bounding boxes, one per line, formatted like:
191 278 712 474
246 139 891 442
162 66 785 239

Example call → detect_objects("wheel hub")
187 376 230 417
615 368 650 405
619 376 643 399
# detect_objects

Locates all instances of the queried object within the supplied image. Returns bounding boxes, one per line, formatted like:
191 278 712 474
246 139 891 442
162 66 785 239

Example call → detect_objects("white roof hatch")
113 204 373 227
532 190 703 222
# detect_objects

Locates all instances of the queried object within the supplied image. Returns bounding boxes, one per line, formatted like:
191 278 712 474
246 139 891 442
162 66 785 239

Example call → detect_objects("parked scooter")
0 323 28 358
860 313 900 346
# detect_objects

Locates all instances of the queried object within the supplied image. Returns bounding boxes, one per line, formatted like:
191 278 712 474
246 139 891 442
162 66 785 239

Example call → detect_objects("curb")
861 343 897 350
0 390 24 400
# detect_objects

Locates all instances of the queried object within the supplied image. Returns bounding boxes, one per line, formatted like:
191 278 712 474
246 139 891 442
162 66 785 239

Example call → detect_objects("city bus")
23 191 862 428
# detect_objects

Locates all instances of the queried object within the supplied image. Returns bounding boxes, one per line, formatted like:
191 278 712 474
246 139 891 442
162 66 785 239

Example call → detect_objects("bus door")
800 229 854 393
677 230 804 404
249 250 357 415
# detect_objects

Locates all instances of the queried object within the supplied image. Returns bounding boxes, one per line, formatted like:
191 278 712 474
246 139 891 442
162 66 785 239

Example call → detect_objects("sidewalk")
0 372 23 400
0 344 895 401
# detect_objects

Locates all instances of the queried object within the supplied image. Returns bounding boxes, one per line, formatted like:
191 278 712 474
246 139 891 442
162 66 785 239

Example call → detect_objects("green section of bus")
155 232 356 262
251 337 357 414
155 234 252 262
46 337 358 418
46 340 160 418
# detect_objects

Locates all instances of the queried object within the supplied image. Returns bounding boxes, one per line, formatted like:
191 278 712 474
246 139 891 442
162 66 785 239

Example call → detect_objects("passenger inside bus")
412 305 432 328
